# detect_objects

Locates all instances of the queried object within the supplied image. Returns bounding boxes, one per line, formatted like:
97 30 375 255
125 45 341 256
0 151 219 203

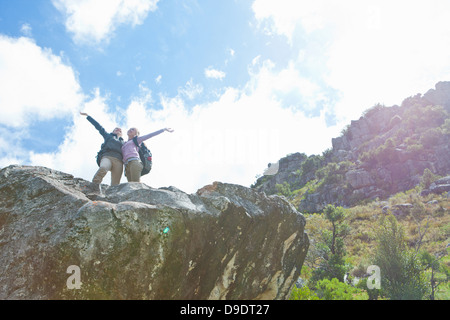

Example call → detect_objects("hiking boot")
83 182 104 199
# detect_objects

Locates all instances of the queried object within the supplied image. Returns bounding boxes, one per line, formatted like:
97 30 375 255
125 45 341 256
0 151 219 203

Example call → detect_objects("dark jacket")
87 116 124 163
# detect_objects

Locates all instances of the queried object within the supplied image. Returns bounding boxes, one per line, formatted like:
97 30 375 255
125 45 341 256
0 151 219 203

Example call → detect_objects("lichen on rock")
0 165 308 300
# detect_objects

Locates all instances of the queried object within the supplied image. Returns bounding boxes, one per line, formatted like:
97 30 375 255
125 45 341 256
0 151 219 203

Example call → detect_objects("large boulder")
0 165 308 300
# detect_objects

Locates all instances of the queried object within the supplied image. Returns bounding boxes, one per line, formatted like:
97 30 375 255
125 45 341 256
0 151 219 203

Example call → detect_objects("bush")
420 128 443 147
420 168 439 190
290 285 321 300
290 279 369 300
275 182 292 198
301 155 323 179
315 278 368 300
359 138 399 166
374 214 429 299
355 276 381 300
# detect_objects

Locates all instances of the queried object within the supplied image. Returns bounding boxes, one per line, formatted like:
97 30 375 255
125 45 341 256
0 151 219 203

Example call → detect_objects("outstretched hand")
80 112 88 116
165 128 174 133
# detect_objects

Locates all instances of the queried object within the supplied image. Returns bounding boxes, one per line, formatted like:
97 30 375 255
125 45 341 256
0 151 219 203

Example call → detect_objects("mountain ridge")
253 81 450 213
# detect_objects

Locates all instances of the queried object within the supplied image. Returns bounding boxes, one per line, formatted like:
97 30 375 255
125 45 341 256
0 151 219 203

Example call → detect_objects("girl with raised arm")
122 126 174 182
80 112 124 186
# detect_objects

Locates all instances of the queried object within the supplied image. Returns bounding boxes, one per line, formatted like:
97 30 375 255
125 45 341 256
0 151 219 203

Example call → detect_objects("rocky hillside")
253 81 450 213
0 165 308 300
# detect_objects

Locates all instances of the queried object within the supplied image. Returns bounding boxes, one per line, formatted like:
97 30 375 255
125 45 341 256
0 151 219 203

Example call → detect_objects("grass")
295 187 450 300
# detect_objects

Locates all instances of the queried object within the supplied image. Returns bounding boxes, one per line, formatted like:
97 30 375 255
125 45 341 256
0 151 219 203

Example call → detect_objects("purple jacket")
122 129 165 163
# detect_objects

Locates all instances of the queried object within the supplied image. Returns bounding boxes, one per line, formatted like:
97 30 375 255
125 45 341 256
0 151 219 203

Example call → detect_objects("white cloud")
251 59 327 111
204 66 226 80
20 23 32 37
252 0 329 43
25 55 339 193
29 89 121 181
3 0 450 198
116 59 340 193
325 0 450 121
0 35 84 127
225 48 235 66
178 79 203 100
0 127 28 167
52 0 159 45
1 4 343 194
252 0 450 123
13 30 340 192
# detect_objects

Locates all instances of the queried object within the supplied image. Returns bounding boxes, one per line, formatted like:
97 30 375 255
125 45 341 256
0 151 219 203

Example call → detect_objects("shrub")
289 285 321 300
275 182 292 198
301 155 323 178
420 128 443 147
315 278 368 300
420 168 439 190
374 214 429 299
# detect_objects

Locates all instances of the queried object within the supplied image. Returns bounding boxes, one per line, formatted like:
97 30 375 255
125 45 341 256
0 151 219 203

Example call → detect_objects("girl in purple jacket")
122 126 174 182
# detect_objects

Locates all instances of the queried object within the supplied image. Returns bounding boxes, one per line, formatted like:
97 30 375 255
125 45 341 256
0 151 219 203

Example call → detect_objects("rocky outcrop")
325 83 450 209
421 175 450 196
424 81 450 111
332 81 450 160
345 169 374 189
0 165 308 300
253 153 307 194
252 81 450 213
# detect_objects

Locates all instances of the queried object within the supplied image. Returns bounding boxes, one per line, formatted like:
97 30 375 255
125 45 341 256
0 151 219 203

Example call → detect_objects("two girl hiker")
80 112 174 186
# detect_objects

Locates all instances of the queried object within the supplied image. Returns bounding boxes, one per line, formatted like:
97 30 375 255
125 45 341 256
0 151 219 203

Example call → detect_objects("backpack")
133 136 152 176
96 135 123 166
96 142 106 166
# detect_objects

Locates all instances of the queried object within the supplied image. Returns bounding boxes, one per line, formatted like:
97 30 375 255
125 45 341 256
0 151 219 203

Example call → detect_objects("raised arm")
137 128 174 144
80 112 109 140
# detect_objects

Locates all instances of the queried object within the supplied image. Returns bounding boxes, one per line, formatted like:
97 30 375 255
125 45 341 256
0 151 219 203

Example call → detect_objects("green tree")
311 205 350 283
420 251 449 300
420 168 439 190
374 214 428 299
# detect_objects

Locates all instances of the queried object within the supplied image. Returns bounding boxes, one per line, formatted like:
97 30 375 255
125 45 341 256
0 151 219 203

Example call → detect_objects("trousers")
92 156 123 185
125 160 144 182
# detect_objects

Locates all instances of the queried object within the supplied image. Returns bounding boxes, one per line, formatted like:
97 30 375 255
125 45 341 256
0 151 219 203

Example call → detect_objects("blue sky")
1 0 450 193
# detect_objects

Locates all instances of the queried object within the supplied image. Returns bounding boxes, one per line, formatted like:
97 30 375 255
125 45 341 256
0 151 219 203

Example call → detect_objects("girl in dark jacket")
80 112 124 186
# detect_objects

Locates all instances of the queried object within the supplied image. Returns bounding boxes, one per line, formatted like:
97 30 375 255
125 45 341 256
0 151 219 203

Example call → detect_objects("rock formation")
253 81 450 213
0 165 308 300
253 153 307 195
421 175 450 196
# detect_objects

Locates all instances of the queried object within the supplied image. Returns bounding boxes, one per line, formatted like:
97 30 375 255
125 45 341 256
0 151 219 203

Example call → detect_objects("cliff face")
254 82 450 212
0 165 308 300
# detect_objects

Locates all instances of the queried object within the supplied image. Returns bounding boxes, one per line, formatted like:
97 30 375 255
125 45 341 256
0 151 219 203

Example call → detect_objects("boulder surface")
0 165 308 300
